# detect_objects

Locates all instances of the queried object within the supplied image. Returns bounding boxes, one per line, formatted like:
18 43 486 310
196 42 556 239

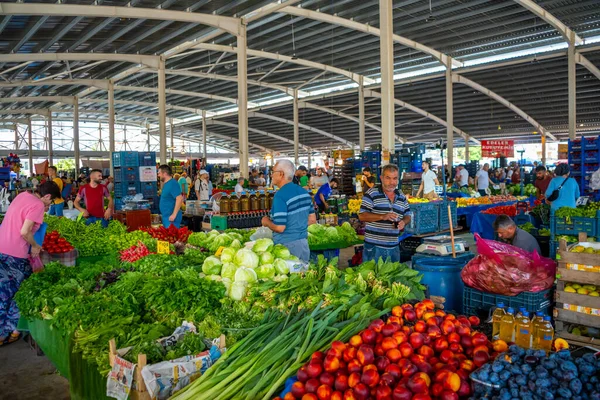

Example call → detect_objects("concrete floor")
0 336 70 400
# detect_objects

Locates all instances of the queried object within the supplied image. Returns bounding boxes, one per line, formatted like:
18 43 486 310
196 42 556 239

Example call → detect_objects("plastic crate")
437 200 458 231
114 198 124 211
140 181 158 199
210 215 227 230
406 203 439 235
310 248 340 262
113 167 139 183
550 211 599 237
549 239 559 259
138 152 156 167
112 151 139 168
462 286 554 318
114 181 139 198
400 236 423 252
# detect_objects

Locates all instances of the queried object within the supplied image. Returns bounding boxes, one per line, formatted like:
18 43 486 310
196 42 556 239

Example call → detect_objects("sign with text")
481 140 514 158
157 240 170 254
139 166 157 182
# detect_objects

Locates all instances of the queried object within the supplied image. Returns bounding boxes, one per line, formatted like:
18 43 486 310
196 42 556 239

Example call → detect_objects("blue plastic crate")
309 248 340 262
114 181 139 198
437 200 458 231
406 203 439 234
550 210 599 237
138 152 157 166
112 151 139 168
583 136 600 150
549 240 559 259
114 198 124 211
113 167 139 183
463 286 554 319
140 181 158 199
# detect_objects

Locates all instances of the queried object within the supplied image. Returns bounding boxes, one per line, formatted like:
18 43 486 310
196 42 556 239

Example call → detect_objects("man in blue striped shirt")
359 164 412 263
261 159 316 262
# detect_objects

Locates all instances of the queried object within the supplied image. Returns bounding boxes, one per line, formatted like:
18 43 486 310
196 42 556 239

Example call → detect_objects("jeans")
85 216 110 228
0 254 31 337
282 238 310 263
363 242 400 263
161 211 182 229
48 202 65 217
478 189 488 197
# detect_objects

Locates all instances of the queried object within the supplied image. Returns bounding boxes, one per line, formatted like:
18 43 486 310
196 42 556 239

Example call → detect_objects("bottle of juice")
499 307 515 343
492 302 506 340
515 311 532 349
536 316 554 353
240 191 249 212
516 307 526 318
531 311 544 349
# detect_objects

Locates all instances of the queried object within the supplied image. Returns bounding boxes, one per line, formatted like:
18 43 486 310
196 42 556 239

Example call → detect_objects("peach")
427 325 442 339
401 362 418 378
361 369 380 387
440 320 455 335
409 332 425 349
434 338 449 353
381 337 398 352
391 306 404 317
357 347 375 366
439 349 454 363
473 350 490 367
349 335 362 348
335 375 349 392
361 329 377 344
399 342 414 358
414 321 427 333
407 372 431 394
348 372 361 388
403 309 417 322
418 345 435 359
317 385 332 400
443 372 461 392
492 339 508 353
422 299 435 310
385 348 402 363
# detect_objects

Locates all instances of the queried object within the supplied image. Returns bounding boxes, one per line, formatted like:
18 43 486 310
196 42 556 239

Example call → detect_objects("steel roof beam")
0 53 161 69
114 85 254 107
0 109 50 117
207 119 308 150
576 54 600 81
0 3 241 35
513 0 583 45
280 6 463 68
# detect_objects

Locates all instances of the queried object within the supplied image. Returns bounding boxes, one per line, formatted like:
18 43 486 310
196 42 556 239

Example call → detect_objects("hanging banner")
481 140 514 158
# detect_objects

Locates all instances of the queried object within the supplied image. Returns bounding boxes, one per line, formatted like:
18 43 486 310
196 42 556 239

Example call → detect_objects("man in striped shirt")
262 159 316 262
359 164 412 263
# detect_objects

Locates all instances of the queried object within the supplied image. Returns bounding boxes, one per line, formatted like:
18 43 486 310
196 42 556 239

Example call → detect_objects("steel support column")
358 76 366 151
568 32 577 140
465 137 470 163
14 124 18 151
47 111 53 165
146 124 150 152
108 79 115 171
170 119 174 160
158 57 167 164
73 96 80 171
293 89 299 166
541 134 547 166
445 59 454 174
379 0 395 157
237 23 249 177
308 152 312 170
202 110 207 160
27 118 33 175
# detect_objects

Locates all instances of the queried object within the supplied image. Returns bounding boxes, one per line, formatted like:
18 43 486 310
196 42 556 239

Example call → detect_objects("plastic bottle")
499 307 515 343
531 311 545 348
492 302 506 340
240 191 249 212
536 316 554 353
515 311 532 349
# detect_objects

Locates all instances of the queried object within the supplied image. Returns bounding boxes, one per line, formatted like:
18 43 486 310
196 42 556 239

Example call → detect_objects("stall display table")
457 200 517 228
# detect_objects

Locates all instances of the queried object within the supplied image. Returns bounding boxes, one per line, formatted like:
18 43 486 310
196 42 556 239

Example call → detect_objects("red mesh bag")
461 234 556 295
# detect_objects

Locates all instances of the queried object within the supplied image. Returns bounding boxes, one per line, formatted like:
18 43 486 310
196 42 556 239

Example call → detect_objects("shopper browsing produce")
0 181 61 346
475 163 490 196
416 160 439 199
248 169 259 188
310 167 329 189
261 159 316 262
196 170 212 201
533 165 552 200
74 169 113 227
158 165 183 228
361 166 376 193
493 214 541 253
234 177 245 194
457 164 470 188
47 165 64 217
292 165 307 186
314 178 339 212
178 172 189 200
545 163 580 211
359 164 412 263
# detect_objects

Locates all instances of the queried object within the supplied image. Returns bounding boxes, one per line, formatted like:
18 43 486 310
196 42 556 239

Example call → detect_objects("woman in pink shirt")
0 181 61 345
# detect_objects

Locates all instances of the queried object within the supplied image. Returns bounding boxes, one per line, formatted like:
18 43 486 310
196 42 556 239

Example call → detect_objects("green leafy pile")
307 223 361 248
109 230 157 252
188 230 245 252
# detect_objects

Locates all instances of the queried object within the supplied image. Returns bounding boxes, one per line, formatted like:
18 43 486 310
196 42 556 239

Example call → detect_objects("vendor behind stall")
74 169 113 227
359 164 412 263
493 214 541 254
314 178 339 213
534 166 552 200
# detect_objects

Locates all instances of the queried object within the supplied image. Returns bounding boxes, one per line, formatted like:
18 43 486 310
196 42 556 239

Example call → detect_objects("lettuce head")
234 248 259 269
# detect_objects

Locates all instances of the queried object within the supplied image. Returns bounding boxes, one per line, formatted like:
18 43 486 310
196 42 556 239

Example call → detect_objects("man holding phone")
359 164 412 263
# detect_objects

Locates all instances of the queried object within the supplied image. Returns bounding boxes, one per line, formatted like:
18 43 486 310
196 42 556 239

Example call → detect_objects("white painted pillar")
108 79 115 173
170 119 174 160
293 89 299 166
146 124 151 152
379 0 395 157
358 76 366 151
568 32 576 140
237 23 249 177
541 134 547 166
14 124 18 151
202 110 207 160
27 118 33 176
465 137 470 163
47 111 53 165
308 152 312 170
73 97 80 173
446 61 454 174
158 57 167 164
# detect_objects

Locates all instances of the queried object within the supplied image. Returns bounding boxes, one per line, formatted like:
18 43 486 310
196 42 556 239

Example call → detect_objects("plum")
590 391 600 400
583 354 596 364
591 376 599 384
541 389 555 400
534 350 547 358
510 365 523 375
542 359 558 370
521 364 533 374
557 387 573 398
563 371 577 381
535 366 549 379
510 388 519 397
521 394 534 400
500 370 511 381
525 348 535 357
550 377 559 387
528 380 536 391
560 360 578 372
536 378 551 388
571 378 583 394
549 353 559 361
582 374 591 383
586 383 595 392
515 375 527 386
507 377 518 389
492 361 505 373
581 363 596 376
528 372 537 382
557 350 572 360
509 345 523 355
479 370 490 382
490 372 500 384
481 363 493 373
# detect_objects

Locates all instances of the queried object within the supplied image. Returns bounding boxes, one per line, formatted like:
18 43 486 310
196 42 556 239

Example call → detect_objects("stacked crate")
112 151 158 212
549 209 599 258
554 235 600 348
361 151 381 181
568 136 600 198
0 167 10 189
333 159 356 196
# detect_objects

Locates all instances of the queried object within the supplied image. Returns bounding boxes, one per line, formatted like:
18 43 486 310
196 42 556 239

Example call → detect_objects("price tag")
577 197 590 207
157 240 170 254
215 246 225 257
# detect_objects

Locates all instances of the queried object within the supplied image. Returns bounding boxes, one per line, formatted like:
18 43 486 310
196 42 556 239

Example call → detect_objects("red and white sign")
481 140 514 158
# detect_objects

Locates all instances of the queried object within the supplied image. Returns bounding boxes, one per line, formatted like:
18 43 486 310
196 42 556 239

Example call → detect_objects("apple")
305 378 320 393
391 385 412 400
409 332 425 349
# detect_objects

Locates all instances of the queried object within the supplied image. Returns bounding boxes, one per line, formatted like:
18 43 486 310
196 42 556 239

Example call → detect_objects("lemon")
564 286 577 293
590 292 600 297
572 245 585 253
572 283 582 289
585 247 595 254
573 327 582 335
577 288 590 295
584 285 597 291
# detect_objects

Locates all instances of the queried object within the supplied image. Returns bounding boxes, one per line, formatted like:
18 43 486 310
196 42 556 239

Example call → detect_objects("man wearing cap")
458 164 470 188
196 170 212 201
293 165 308 185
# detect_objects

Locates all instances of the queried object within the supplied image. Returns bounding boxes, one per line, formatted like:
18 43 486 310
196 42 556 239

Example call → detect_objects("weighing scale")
415 235 467 256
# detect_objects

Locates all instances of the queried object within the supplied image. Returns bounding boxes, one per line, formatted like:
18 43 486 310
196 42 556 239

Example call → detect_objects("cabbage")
229 232 243 241
222 278 231 295
272 244 291 260
256 263 275 279
230 281 248 301
220 247 236 263
230 239 242 250
234 266 258 283
208 230 220 237
259 251 275 266
202 256 222 275
273 275 289 282
207 275 222 281
274 258 289 275
308 224 325 235
221 262 237 280
234 248 259 269
253 238 274 253
325 226 340 240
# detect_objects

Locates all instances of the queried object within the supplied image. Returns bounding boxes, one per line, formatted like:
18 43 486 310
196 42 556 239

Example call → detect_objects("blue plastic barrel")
412 255 473 313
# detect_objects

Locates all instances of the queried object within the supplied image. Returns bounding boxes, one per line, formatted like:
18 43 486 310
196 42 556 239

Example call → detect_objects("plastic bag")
461 234 556 296
591 168 600 190
250 226 273 241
